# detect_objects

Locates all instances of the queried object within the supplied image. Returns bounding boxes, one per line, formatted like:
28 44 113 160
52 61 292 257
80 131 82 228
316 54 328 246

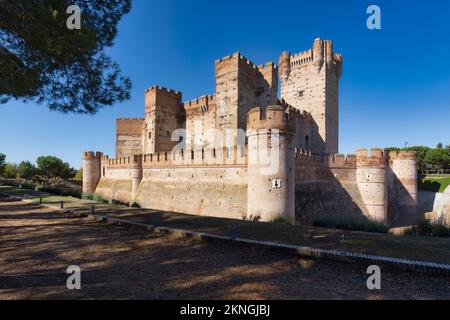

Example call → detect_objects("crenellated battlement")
388 151 417 160
83 151 103 160
290 49 313 67
116 117 145 121
247 105 297 133
184 94 216 111
294 148 325 164
356 148 387 167
145 85 181 97
105 145 248 169
293 149 357 168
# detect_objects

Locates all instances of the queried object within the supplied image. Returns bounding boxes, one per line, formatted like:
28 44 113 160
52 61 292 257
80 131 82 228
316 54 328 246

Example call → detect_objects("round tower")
388 151 418 215
312 38 324 68
82 151 102 195
356 148 388 223
246 105 296 223
131 154 143 202
278 51 291 81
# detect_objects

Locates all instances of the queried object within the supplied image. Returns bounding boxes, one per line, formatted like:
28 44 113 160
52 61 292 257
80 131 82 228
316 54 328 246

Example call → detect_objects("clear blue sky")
1 0 449 168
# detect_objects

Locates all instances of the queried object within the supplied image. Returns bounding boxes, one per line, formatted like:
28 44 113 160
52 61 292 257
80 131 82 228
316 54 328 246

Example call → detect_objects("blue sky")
1 0 449 168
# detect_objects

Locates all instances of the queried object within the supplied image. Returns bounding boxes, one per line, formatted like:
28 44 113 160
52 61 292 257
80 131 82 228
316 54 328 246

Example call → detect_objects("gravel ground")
0 199 449 300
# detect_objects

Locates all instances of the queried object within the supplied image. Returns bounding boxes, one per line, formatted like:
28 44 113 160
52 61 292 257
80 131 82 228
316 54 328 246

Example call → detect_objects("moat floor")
0 199 449 300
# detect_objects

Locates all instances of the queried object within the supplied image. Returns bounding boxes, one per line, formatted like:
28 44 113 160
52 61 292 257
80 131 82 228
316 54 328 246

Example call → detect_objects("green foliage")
387 145 449 173
74 168 83 181
416 219 450 237
271 217 291 225
425 148 450 171
312 215 389 234
3 163 19 178
36 156 73 179
17 161 36 179
82 192 94 200
419 175 450 193
35 185 81 198
0 153 5 176
0 0 132 113
93 194 108 203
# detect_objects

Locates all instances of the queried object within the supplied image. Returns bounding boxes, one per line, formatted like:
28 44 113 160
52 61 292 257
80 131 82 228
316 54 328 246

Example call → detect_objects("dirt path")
0 199 449 300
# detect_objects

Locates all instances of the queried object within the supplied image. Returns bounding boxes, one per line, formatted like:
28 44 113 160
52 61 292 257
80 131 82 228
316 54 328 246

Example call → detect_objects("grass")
312 214 389 234
415 219 450 237
418 174 450 193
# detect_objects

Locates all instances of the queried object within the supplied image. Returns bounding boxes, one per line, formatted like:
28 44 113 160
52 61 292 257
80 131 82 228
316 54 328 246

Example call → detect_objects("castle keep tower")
143 86 184 154
246 105 296 223
279 38 342 154
215 53 278 132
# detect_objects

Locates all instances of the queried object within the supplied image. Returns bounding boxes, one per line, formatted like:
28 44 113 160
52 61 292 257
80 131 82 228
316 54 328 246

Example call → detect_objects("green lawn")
419 174 450 193
0 185 79 203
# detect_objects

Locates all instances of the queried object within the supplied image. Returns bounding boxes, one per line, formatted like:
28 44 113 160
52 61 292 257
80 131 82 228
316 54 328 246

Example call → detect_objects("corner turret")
82 151 102 195
246 105 296 223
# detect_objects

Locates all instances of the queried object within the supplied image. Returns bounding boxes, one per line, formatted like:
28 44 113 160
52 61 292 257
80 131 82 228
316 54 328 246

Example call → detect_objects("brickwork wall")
115 118 144 158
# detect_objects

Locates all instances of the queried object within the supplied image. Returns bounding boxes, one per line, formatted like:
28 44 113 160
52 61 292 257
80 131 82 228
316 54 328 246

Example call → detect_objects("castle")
83 38 418 225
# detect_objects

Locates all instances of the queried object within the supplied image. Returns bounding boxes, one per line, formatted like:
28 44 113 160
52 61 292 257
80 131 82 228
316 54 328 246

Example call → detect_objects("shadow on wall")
387 166 420 224
295 172 367 225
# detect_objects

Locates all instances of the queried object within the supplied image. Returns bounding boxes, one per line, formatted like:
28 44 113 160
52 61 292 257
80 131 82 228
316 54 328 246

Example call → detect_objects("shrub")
82 192 94 200
111 198 129 206
312 215 389 234
415 219 450 237
271 217 291 225
416 219 433 236
93 194 108 203
432 224 450 237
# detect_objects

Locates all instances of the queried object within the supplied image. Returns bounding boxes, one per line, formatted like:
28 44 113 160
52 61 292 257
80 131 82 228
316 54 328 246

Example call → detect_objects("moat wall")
95 166 247 219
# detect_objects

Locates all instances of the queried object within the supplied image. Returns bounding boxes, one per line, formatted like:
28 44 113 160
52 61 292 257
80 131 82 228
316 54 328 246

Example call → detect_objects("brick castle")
83 38 418 225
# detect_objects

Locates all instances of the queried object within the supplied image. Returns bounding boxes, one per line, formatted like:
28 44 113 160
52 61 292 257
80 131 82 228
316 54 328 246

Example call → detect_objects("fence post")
231 223 236 240
60 201 64 209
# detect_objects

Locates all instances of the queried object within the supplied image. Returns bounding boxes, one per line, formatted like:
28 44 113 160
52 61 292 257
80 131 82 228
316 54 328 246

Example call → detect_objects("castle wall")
294 151 366 223
134 166 247 219
95 149 248 219
115 118 144 158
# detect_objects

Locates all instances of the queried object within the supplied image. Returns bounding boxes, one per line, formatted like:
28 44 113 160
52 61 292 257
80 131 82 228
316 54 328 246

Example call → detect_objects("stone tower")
82 151 102 195
388 151 418 218
215 53 278 132
279 38 342 154
356 148 388 223
246 105 296 223
143 86 184 154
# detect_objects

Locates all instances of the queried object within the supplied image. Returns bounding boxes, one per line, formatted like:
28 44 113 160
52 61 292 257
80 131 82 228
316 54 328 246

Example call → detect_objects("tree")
4 163 19 178
425 148 450 172
17 161 36 178
0 0 132 113
36 156 73 179
437 142 443 149
74 167 83 181
404 146 431 174
0 153 5 177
